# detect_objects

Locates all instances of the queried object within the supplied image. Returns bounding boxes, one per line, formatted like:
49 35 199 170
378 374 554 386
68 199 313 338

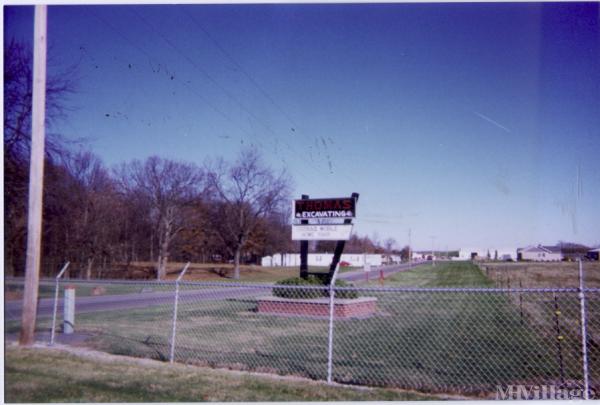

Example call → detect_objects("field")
478 261 600 288
5 261 598 397
363 261 494 287
4 280 155 300
4 346 436 402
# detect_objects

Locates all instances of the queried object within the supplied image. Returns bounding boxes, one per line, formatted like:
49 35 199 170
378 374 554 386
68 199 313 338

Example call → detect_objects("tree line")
6 145 295 280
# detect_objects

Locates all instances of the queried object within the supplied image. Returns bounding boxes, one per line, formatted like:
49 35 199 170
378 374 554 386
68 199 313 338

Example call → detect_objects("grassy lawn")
4 281 159 300
4 346 437 402
479 261 600 288
368 261 494 287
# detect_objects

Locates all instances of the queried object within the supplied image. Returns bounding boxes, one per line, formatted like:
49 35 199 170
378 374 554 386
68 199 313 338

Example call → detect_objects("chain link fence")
4 270 599 398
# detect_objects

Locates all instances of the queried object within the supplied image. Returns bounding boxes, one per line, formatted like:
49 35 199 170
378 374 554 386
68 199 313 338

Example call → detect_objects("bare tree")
384 237 397 263
207 148 291 279
4 39 76 161
62 151 117 279
4 38 76 276
116 156 202 279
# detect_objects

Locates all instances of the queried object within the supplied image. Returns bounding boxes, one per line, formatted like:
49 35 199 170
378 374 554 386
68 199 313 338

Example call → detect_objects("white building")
517 245 562 262
411 251 432 260
458 248 518 261
261 253 383 267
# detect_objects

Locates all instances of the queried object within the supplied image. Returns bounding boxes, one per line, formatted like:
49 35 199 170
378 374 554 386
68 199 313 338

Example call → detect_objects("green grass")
4 281 158 300
368 261 494 288
4 346 436 402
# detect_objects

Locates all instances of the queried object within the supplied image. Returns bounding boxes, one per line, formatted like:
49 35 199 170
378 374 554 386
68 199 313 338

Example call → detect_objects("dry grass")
128 261 300 282
479 261 600 288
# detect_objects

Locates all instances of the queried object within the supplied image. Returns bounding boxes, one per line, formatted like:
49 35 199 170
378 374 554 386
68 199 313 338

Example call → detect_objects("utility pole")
430 236 436 267
408 228 412 268
20 5 48 346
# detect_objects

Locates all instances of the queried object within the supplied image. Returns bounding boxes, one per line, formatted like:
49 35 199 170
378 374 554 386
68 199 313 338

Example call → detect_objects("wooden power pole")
19 5 48 346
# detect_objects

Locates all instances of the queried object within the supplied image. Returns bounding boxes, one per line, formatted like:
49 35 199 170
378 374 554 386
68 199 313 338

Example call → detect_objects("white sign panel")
292 224 353 241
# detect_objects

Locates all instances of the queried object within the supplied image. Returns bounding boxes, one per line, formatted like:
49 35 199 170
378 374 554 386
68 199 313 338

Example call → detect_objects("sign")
294 197 356 219
292 224 353 241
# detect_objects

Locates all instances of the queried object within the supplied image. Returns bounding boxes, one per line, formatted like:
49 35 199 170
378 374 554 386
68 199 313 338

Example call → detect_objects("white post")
19 4 48 346
408 228 411 268
430 235 436 267
578 259 590 400
50 262 70 345
63 286 75 334
327 263 340 384
169 262 190 363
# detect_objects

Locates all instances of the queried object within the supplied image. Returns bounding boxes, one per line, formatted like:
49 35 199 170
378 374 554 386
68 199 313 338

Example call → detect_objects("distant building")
587 248 600 261
411 251 428 260
517 245 562 262
261 253 383 267
458 248 517 261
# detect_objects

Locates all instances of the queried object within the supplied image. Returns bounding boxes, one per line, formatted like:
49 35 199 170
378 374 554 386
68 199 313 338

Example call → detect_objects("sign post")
299 194 309 279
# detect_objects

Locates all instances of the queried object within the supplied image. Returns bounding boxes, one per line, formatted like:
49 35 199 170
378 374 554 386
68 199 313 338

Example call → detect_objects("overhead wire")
184 11 299 130
130 8 356 191
129 8 276 145
86 8 264 148
90 7 351 197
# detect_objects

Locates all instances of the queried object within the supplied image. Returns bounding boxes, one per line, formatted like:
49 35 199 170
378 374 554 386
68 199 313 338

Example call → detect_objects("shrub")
332 279 359 299
272 276 359 299
272 276 323 299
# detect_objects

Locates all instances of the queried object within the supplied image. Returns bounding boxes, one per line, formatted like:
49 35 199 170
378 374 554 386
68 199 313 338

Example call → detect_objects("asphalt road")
5 261 426 321
4 286 264 321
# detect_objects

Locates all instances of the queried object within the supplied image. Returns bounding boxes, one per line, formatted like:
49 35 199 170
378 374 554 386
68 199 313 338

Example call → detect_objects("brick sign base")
257 296 377 319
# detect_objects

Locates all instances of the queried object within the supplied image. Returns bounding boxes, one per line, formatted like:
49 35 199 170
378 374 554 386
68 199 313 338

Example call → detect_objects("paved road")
4 286 264 321
5 262 427 321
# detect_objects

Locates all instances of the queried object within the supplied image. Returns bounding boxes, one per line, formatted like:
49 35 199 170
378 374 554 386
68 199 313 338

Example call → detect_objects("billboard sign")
294 197 356 219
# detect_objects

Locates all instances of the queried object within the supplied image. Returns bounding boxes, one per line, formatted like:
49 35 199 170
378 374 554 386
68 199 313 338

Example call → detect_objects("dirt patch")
5 291 23 301
91 286 107 296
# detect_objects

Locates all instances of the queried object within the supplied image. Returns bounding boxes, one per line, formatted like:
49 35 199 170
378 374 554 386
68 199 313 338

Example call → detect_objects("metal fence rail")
4 262 597 398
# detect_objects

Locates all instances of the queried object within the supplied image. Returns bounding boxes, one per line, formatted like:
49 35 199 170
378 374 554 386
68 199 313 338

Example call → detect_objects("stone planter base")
257 296 377 319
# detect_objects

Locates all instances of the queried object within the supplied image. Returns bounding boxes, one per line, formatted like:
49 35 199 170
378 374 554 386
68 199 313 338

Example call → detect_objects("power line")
129 8 352 187
185 12 299 130
135 9 359 191
89 8 349 196
129 8 278 145
87 9 266 147
86 9 335 193
126 9 334 187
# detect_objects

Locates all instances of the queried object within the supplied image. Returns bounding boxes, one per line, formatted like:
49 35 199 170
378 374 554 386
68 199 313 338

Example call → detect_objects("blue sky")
4 3 600 250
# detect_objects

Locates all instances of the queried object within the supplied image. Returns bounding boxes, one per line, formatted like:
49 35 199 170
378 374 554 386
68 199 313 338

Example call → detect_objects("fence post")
169 262 190 364
49 262 70 345
63 285 75 334
577 259 590 400
327 264 340 384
